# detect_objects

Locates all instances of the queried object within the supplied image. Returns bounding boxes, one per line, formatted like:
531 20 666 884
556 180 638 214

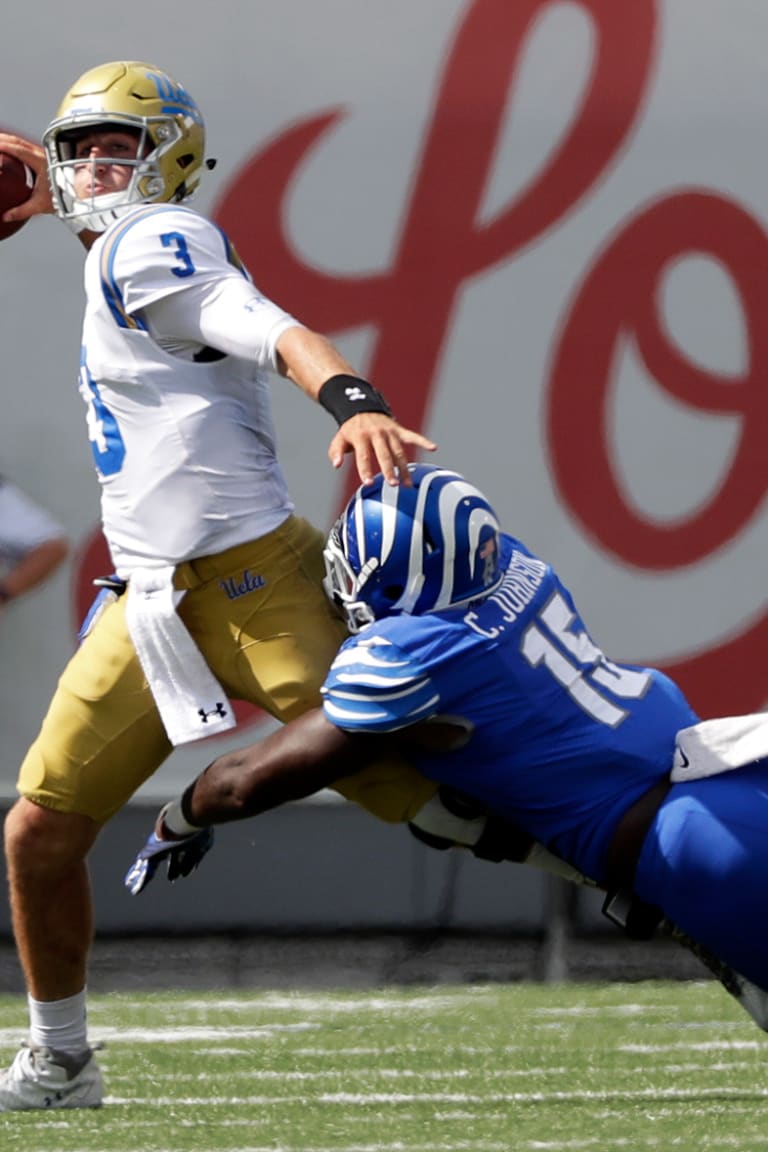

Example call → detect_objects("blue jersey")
322 534 698 884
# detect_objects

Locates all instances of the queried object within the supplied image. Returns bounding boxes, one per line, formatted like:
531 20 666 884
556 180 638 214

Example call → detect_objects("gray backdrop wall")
0 0 764 934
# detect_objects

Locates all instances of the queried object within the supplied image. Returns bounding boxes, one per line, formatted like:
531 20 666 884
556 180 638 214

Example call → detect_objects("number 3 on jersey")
161 231 196 278
522 592 650 727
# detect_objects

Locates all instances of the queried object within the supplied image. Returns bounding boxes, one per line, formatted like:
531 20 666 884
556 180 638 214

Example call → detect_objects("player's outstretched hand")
124 817 215 895
329 411 437 487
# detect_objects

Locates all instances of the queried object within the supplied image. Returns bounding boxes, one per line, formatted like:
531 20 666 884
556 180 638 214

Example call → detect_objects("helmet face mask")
323 528 378 633
323 464 504 634
44 61 207 234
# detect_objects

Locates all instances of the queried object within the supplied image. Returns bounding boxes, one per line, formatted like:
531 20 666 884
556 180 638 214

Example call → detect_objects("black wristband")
318 374 393 426
0 583 11 604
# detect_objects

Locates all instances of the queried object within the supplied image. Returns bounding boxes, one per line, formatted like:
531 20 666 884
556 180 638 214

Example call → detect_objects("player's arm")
141 244 435 487
274 325 436 487
0 482 69 605
178 708 367 826
124 708 383 894
0 538 69 606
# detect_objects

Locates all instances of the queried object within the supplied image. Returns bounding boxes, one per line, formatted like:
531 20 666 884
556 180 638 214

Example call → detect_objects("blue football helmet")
323 464 503 632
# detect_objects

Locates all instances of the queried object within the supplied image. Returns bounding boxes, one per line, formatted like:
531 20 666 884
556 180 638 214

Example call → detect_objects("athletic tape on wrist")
318 374 393 426
172 786 205 834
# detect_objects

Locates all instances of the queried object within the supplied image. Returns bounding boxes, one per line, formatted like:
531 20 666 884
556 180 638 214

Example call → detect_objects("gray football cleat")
0 1043 103 1110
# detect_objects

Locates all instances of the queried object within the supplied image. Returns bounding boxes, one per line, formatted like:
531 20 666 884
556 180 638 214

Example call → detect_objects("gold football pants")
17 515 436 824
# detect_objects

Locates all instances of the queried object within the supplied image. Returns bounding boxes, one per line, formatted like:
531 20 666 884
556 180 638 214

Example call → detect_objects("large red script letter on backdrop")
75 0 765 725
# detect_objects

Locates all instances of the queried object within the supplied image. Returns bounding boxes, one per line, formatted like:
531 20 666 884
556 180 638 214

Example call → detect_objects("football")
0 152 35 240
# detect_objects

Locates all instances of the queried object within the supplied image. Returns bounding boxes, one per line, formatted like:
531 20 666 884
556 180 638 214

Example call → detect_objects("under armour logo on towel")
198 703 228 724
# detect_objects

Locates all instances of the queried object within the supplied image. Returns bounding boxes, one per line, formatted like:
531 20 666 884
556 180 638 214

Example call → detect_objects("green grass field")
0 981 766 1151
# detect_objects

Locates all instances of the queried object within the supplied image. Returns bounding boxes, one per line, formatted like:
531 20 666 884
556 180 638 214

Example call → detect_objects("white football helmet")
43 61 208 234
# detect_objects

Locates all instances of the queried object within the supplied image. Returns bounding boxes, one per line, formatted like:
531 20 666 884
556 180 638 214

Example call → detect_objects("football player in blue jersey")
129 462 768 1031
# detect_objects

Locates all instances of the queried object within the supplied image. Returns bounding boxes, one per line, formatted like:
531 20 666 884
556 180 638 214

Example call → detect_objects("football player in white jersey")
0 61 439 1110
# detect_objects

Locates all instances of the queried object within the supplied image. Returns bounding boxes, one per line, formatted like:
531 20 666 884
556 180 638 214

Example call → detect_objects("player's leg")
4 802 98 1002
1 594 171 1110
657 918 768 1030
634 763 768 993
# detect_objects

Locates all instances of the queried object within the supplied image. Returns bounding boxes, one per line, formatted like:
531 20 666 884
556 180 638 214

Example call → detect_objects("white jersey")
80 203 299 577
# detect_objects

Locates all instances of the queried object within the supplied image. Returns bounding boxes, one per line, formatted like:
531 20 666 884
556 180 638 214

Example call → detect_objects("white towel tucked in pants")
125 566 236 746
671 713 768 782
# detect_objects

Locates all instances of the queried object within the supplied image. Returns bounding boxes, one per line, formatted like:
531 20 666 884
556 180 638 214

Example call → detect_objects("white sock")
28 988 88 1055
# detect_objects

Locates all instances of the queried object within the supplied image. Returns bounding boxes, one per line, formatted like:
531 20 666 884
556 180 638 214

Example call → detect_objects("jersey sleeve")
101 205 252 315
144 277 301 369
321 634 441 733
99 205 301 367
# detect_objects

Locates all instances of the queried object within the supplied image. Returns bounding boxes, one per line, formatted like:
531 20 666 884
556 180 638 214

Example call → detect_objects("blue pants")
635 761 768 988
